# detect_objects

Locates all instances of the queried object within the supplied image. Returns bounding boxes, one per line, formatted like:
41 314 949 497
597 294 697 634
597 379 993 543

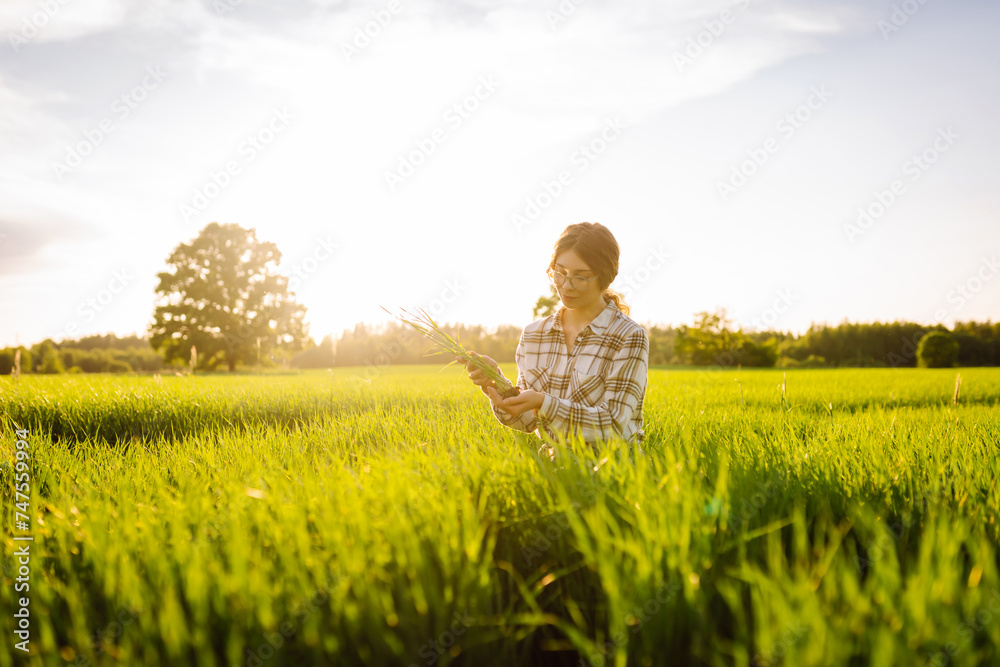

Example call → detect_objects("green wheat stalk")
381 305 521 398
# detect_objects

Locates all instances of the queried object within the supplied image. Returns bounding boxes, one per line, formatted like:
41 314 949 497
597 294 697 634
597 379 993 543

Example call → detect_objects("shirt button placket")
569 329 585 375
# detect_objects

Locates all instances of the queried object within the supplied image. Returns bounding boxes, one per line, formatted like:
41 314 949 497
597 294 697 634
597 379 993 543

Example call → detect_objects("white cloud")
1 0 130 45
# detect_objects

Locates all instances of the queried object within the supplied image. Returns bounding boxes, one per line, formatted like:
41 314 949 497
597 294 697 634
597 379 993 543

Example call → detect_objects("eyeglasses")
547 267 598 292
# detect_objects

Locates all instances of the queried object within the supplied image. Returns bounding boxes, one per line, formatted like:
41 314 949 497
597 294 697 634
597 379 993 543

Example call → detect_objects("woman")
457 222 649 461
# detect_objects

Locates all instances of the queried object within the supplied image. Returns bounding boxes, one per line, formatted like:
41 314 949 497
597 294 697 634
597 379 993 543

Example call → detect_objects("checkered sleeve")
536 326 647 443
490 329 538 433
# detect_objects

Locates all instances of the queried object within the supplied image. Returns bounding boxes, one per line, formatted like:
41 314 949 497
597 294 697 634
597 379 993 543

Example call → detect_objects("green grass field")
2 366 999 667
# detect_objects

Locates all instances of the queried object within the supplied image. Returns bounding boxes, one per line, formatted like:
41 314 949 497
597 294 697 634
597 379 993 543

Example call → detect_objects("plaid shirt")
490 298 648 445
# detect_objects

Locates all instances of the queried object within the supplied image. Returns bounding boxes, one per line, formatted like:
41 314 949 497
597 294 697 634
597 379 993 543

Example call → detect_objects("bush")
780 354 827 368
738 339 778 367
77 349 108 373
40 353 65 374
60 349 80 370
107 360 133 373
4 347 33 374
802 355 828 368
916 331 959 368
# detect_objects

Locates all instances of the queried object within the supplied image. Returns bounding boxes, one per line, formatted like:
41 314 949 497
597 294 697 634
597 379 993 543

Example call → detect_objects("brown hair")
548 222 630 316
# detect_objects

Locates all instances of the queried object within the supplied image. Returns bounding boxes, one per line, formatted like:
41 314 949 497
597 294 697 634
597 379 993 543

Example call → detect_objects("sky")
0 0 997 348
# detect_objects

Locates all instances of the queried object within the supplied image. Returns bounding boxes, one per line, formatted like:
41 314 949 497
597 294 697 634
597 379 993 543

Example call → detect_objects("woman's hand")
457 351 546 417
455 351 503 397
485 386 545 418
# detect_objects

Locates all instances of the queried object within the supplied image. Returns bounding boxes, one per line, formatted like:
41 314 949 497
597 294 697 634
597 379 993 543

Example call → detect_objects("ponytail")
602 287 630 317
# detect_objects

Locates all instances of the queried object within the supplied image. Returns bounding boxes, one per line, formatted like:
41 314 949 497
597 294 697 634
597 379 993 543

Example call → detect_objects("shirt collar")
544 298 619 335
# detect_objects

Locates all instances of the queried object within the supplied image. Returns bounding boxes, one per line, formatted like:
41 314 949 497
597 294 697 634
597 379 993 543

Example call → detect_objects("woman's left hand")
486 387 545 418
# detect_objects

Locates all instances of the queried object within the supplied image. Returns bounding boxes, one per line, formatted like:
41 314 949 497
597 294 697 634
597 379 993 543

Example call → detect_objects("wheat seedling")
778 372 790 412
381 306 521 398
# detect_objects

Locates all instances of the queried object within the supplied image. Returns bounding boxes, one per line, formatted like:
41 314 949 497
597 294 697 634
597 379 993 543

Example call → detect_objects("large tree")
149 222 308 371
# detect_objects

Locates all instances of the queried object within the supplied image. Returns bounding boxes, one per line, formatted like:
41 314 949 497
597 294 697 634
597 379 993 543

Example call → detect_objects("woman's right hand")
456 351 503 396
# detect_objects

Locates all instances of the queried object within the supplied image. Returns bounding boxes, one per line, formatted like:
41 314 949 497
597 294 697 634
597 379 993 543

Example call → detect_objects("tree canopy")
916 330 959 368
148 222 308 371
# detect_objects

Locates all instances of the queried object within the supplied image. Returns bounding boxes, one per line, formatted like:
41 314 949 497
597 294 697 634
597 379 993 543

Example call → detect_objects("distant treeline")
0 335 164 374
332 317 1000 370
774 320 1000 368
2 317 997 374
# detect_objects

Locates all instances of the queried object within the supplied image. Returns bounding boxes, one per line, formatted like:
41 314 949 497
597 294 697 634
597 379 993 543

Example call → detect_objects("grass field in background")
2 366 999 667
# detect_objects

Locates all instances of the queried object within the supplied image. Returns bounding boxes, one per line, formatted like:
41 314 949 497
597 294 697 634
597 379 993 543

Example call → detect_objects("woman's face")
552 249 603 313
